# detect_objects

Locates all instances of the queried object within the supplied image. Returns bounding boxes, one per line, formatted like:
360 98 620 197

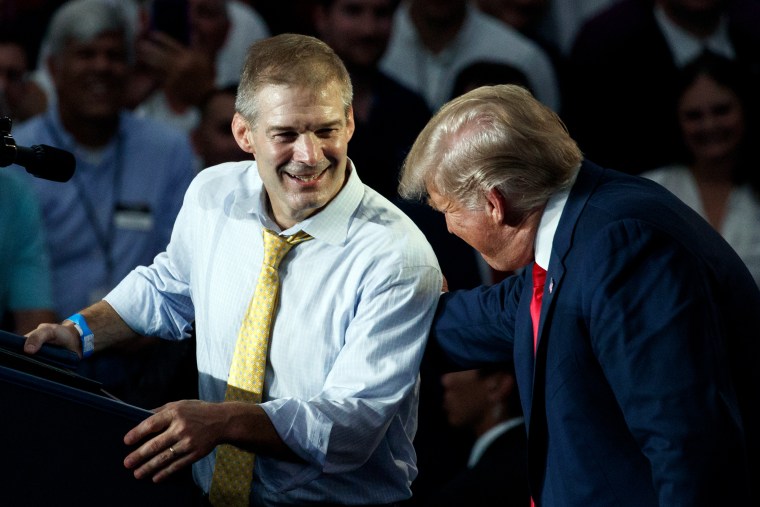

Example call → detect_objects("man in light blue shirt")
25 33 442 506
14 0 196 407
13 0 195 320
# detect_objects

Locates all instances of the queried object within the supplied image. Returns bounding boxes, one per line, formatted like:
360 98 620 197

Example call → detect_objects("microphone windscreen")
19 144 76 182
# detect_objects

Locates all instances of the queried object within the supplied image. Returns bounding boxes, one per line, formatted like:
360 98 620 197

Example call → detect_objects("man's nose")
293 133 320 165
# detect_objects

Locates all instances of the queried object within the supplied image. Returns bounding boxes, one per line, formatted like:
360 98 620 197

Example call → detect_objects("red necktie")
529 263 546 507
530 263 547 354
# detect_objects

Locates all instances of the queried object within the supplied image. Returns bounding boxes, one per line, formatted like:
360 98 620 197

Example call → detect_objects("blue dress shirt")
12 108 195 318
106 161 442 505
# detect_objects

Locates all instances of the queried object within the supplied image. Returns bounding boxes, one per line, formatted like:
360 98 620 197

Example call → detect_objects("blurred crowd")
1 0 759 505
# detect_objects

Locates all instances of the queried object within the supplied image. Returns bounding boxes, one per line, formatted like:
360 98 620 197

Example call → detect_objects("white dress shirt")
106 161 442 505
535 185 573 270
643 165 760 288
380 2 560 112
654 4 735 67
467 417 525 468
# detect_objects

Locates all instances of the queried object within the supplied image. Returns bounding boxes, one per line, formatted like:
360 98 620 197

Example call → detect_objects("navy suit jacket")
424 422 529 507
432 161 760 506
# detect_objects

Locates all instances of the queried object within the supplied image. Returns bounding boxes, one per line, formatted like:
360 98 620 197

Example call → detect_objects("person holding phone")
130 0 270 132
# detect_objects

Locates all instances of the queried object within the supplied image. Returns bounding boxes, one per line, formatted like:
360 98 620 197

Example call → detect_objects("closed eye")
316 128 338 138
273 131 298 141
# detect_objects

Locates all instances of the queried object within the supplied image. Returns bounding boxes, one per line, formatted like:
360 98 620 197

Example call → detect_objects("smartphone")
150 0 191 45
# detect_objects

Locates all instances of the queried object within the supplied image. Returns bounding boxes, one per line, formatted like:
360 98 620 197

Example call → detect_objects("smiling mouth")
283 163 331 184
287 171 323 182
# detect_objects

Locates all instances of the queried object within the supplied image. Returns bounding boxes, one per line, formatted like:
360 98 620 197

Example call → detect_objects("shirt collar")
467 417 525 468
654 4 734 67
248 159 365 246
534 187 570 270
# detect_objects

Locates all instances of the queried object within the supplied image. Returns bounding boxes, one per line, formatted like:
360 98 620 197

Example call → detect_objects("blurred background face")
441 369 491 429
662 0 725 14
49 31 129 121
188 0 230 55
475 0 548 32
659 0 726 28
315 0 397 69
678 73 744 163
0 42 28 115
411 0 467 23
193 90 247 167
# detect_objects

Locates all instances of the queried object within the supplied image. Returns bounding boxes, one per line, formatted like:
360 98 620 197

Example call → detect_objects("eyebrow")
266 119 344 134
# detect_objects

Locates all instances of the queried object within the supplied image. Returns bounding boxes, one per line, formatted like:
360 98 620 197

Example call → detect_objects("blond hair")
400 85 582 215
236 33 353 126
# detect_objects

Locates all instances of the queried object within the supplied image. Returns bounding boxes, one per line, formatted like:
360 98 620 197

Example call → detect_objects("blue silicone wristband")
66 313 94 358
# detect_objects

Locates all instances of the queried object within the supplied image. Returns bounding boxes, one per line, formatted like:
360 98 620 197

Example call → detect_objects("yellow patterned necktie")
209 229 312 507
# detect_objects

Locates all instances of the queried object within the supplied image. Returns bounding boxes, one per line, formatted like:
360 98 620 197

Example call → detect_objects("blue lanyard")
44 115 125 283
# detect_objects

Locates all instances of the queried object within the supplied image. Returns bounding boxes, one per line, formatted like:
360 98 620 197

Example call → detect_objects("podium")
0 331 197 506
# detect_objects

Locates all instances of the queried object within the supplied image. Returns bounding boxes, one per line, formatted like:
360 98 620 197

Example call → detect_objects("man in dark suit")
399 84 760 506
563 0 760 174
424 364 529 507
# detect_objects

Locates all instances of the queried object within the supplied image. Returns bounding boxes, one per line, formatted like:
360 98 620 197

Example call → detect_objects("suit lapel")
526 160 605 426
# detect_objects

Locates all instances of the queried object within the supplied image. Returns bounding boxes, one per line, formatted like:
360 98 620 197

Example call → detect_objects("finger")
124 429 174 471
152 452 196 483
23 324 78 355
131 442 178 480
124 409 171 446
133 440 197 482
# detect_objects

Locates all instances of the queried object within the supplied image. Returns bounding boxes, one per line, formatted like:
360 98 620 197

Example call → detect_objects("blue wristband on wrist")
66 313 94 358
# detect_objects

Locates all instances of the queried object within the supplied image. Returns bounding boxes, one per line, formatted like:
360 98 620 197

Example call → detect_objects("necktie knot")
262 229 312 269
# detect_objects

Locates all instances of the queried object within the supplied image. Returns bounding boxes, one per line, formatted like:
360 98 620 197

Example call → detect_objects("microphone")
0 116 75 182
12 144 76 182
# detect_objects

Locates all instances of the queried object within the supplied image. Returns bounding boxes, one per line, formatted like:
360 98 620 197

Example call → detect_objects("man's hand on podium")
122 400 299 483
123 400 228 483
23 322 82 358
23 301 140 360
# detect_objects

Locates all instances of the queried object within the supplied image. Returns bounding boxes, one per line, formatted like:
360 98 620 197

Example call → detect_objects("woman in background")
642 52 760 287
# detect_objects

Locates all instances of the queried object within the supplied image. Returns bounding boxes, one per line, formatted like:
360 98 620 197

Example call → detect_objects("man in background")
14 0 196 406
190 84 247 170
424 364 529 506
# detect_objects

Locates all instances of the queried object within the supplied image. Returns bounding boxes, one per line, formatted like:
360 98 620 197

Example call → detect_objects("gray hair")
46 0 133 63
235 33 353 127
399 84 582 216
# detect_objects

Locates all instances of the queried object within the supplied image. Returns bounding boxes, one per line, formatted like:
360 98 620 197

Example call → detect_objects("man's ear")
485 187 507 224
485 372 515 401
345 105 355 142
231 112 256 155
485 187 523 227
